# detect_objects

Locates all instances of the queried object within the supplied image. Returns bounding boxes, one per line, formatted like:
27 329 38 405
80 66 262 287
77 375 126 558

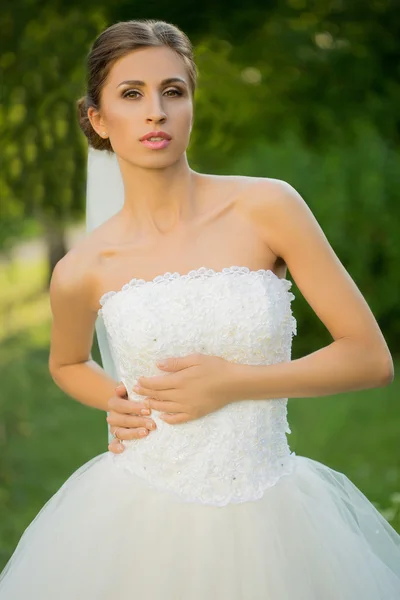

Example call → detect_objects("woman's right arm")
48 251 155 449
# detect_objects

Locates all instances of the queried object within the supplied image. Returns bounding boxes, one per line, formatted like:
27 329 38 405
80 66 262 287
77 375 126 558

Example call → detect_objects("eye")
122 89 141 99
164 88 183 97
121 88 183 99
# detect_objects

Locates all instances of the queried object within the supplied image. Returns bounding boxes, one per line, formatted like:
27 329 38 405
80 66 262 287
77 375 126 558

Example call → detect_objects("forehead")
106 46 189 87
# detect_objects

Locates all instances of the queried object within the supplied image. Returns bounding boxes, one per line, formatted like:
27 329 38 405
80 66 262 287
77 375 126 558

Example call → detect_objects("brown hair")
77 19 197 152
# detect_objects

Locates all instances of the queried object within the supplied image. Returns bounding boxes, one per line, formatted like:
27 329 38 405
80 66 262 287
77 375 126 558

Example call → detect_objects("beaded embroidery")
99 266 297 506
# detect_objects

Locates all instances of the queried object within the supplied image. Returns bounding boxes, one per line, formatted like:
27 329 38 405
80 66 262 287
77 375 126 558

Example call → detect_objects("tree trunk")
42 216 68 286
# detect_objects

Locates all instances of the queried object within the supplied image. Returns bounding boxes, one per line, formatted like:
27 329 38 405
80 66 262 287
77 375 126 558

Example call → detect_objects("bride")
1 17 400 600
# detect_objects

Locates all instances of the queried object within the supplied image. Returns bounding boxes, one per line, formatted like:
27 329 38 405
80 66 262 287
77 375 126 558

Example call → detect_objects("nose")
146 93 167 124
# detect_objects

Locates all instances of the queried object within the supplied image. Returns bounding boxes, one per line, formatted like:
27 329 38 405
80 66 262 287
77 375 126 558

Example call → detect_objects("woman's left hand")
133 354 239 424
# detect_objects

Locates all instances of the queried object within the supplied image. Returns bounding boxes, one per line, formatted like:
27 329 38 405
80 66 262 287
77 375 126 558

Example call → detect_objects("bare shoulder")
235 174 338 278
235 176 327 258
235 177 302 228
48 227 114 372
202 173 299 247
49 228 103 313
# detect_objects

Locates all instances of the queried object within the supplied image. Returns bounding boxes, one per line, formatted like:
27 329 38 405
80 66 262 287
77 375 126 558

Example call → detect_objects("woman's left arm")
227 179 394 401
135 180 394 423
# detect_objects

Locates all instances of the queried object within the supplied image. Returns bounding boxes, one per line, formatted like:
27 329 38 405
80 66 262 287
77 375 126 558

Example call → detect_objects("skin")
49 45 394 456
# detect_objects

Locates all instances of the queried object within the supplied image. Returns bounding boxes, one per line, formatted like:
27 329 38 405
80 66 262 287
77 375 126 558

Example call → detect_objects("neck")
117 154 199 236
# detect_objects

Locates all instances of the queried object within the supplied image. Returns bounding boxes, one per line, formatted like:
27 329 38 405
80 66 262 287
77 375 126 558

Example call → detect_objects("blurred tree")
1 0 399 341
1 5 106 280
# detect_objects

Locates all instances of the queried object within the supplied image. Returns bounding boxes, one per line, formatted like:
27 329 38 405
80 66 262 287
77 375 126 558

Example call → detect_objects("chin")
140 152 185 169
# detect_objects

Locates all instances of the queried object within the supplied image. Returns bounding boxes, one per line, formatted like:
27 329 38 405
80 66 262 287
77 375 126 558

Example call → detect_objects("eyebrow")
117 77 188 88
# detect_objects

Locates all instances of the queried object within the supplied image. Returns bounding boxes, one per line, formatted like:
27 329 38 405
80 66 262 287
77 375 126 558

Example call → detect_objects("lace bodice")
98 266 297 506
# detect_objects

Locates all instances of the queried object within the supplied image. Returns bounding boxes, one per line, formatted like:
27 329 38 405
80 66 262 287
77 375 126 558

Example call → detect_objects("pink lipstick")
140 130 172 150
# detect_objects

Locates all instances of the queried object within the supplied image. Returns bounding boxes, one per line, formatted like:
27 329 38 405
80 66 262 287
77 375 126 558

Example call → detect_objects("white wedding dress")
1 265 400 599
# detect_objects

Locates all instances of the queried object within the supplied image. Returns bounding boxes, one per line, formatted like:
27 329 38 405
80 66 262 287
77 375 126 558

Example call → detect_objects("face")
88 46 194 168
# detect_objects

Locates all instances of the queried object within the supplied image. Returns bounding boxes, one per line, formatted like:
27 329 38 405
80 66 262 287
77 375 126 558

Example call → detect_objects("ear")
87 106 107 138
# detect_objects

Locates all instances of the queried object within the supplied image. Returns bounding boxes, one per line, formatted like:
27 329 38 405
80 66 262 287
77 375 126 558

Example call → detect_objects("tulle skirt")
0 452 399 599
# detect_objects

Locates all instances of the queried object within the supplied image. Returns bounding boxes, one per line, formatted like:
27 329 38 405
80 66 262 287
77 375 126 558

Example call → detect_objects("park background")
1 0 399 568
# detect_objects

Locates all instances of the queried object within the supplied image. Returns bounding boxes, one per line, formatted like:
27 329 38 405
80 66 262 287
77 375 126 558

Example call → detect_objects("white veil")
85 146 125 442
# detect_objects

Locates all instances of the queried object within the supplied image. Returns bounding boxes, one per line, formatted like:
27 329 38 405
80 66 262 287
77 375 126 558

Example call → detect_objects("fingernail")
139 428 148 436
141 409 150 415
146 421 155 430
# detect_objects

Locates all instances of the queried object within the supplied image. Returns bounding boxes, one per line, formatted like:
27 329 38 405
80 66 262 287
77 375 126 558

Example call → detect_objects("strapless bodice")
98 266 297 506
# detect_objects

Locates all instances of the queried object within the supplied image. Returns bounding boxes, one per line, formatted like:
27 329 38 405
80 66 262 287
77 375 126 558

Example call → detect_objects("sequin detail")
99 266 297 506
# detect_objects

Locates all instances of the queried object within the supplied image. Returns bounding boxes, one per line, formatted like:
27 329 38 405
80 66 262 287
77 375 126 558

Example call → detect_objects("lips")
139 131 172 141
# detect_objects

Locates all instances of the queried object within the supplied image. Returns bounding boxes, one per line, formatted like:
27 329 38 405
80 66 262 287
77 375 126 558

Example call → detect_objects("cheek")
106 103 135 130
104 105 140 153
172 105 193 133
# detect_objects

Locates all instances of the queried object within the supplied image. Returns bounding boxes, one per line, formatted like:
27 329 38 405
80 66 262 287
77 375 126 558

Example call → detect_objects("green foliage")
1 1 399 343
1 7 107 249
226 123 400 352
3 1 400 243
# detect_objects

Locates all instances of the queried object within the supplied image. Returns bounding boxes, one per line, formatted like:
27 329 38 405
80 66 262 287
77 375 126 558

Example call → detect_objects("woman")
1 18 399 599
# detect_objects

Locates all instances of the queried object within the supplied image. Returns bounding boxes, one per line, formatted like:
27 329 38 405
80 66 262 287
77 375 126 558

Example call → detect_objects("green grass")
288 382 400 518
0 259 49 341
0 257 399 570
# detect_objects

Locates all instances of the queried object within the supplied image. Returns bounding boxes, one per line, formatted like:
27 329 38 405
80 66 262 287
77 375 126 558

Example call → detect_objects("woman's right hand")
107 383 156 454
